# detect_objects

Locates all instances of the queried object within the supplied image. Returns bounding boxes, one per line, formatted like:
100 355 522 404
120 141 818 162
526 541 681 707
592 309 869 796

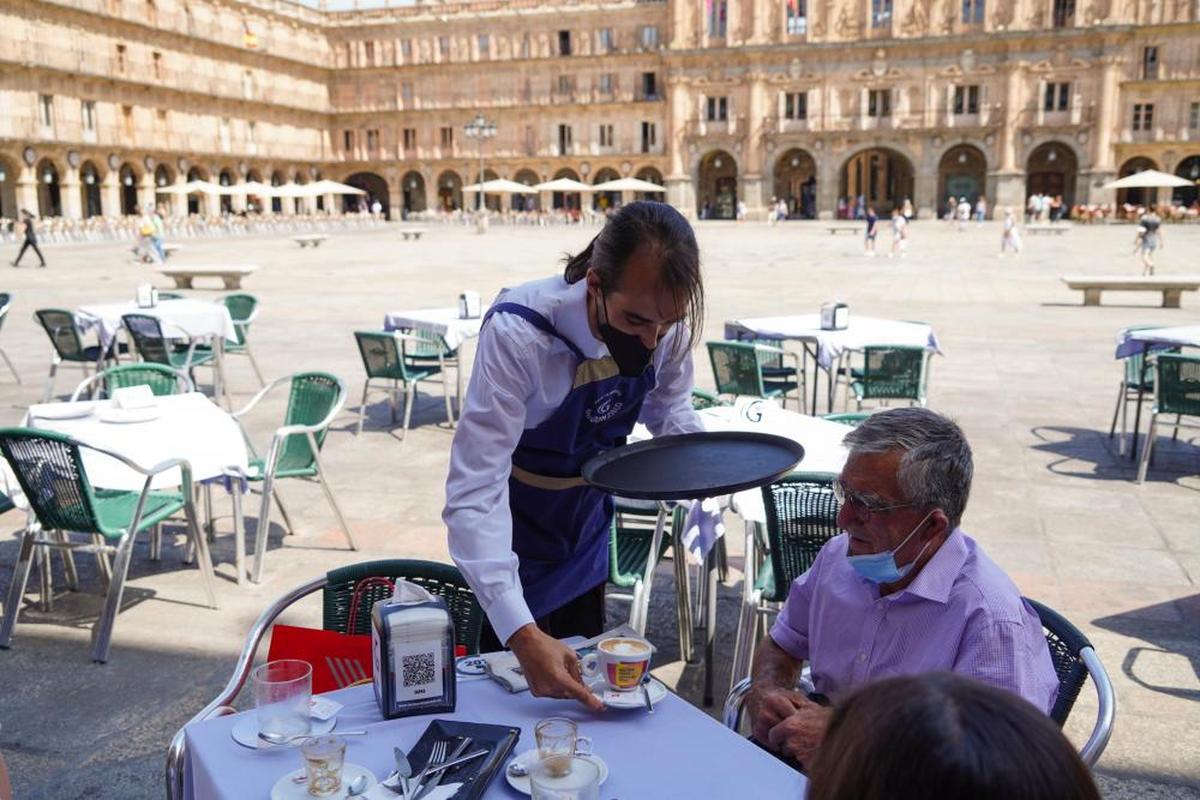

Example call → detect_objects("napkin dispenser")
372 580 457 719
135 284 159 309
820 301 849 331
458 291 481 319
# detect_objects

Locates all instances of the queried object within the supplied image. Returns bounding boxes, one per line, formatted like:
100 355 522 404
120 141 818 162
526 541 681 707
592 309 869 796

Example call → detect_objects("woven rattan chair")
70 363 193 401
35 308 122 402
0 293 20 383
0 427 217 662
353 331 454 438
192 294 265 387
164 559 482 800
232 372 357 582
707 340 802 409
1136 353 1200 483
845 344 929 411
729 472 841 691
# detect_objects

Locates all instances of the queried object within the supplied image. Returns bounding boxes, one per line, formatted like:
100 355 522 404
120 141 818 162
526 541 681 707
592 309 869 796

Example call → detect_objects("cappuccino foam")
600 638 649 657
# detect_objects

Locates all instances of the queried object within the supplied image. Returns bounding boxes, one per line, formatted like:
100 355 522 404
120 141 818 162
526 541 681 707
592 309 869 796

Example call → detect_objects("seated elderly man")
745 407 1058 765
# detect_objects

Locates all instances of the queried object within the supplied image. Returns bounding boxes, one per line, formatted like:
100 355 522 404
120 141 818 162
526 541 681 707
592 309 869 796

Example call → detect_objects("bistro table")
725 314 942 413
23 392 252 581
1114 324 1200 462
384 307 484 351
182 675 806 799
76 298 239 401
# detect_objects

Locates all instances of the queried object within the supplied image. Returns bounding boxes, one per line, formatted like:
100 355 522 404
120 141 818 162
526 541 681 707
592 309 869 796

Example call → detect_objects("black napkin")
406 719 521 800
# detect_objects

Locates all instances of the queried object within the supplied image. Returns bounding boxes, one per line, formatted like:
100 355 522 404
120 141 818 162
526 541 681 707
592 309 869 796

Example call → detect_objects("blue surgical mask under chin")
846 510 935 584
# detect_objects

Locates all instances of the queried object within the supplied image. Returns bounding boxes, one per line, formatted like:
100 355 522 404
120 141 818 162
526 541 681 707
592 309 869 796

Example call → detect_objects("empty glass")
530 756 600 800
300 735 346 797
253 659 312 739
534 717 592 778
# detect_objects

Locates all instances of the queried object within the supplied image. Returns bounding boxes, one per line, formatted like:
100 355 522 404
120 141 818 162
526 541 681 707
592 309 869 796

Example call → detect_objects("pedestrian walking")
956 196 971 232
999 207 1022 256
151 205 167 262
736 199 747 222
902 197 914 220
974 195 988 224
888 207 908 258
864 205 878 256
1134 210 1163 276
11 209 46 268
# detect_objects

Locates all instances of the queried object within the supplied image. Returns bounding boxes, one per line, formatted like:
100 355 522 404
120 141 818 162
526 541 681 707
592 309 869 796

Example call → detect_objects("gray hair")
842 407 973 529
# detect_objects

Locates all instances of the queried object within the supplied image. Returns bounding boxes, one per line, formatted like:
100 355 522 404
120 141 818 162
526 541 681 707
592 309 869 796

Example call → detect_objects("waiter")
444 202 705 709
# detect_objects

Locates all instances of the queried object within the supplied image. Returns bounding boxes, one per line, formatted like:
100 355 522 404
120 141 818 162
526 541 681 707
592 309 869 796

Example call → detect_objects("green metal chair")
821 411 873 427
192 294 265 387
845 345 929 410
35 308 122 402
1110 325 1179 456
353 331 454 439
121 313 216 386
706 340 802 409
157 292 186 300
70 363 193 401
1136 353 1200 484
730 472 841 691
0 293 20 383
232 371 357 582
0 427 217 662
691 388 729 410
165 558 483 800
608 500 684 635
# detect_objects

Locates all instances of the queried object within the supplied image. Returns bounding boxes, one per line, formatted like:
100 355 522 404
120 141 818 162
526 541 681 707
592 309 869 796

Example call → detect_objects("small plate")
97 406 160 424
587 676 668 710
29 402 95 420
231 715 338 750
269 763 375 800
504 750 609 796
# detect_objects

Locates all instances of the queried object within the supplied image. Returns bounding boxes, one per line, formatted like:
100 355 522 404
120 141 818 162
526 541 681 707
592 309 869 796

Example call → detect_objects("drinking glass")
530 756 600 800
300 735 346 797
534 717 592 778
253 659 312 738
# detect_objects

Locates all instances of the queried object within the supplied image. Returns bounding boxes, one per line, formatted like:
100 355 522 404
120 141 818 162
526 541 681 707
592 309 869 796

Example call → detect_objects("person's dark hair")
563 200 703 345
807 673 1099 800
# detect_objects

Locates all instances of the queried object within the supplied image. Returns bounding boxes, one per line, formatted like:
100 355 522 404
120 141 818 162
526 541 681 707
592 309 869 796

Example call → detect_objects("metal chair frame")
1136 353 1200 484
0 294 21 383
843 344 932 411
606 500 688 639
722 597 1116 769
69 363 194 401
707 340 805 411
232 373 357 582
35 308 118 402
193 294 265 388
354 331 454 439
1108 325 1176 456
0 430 217 662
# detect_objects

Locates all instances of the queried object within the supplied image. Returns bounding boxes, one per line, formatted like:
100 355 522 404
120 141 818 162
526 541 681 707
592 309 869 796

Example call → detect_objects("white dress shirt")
443 275 703 645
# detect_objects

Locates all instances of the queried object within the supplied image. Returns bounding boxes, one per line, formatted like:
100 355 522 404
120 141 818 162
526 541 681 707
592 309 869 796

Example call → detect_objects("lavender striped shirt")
769 530 1059 714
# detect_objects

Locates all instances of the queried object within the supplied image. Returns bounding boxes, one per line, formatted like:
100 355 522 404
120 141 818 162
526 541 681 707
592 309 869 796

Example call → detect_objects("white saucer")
587 676 667 710
30 402 95 420
231 715 337 749
97 406 160 424
270 763 375 800
504 750 609 796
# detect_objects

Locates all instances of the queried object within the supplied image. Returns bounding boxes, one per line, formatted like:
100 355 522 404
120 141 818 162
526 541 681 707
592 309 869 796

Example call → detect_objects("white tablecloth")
384 307 484 351
23 393 248 491
1115 324 1200 359
76 299 238 351
725 314 942 369
183 678 806 800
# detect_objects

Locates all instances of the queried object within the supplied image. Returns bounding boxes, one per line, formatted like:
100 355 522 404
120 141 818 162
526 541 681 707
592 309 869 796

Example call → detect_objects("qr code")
401 652 436 687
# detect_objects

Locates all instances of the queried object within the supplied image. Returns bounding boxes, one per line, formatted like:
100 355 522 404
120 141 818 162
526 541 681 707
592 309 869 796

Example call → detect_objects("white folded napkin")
365 780 461 800
112 385 156 410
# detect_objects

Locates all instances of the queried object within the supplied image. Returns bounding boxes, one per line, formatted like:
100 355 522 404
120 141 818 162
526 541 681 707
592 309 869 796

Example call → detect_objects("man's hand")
507 624 605 712
766 702 833 765
747 686 808 745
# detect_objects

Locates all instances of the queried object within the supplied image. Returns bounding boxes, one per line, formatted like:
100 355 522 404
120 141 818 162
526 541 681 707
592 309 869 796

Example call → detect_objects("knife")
393 746 413 797
414 737 474 800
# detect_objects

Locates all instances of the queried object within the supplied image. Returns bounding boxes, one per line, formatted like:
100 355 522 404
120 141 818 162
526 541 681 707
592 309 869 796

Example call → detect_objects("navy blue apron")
485 301 657 620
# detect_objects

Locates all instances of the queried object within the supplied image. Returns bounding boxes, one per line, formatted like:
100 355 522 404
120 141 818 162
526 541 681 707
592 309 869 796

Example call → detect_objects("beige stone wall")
2 0 1198 220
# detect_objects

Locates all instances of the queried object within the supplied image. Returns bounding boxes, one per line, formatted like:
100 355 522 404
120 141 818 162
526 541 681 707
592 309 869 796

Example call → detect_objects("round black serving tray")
582 432 805 500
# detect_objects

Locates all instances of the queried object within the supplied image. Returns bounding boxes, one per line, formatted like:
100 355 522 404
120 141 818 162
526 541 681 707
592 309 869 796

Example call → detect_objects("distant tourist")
1134 210 1163 276
837 196 848 220
956 197 971 232
902 197 914 220
944 196 957 222
11 209 46 269
1026 192 1040 224
736 199 747 222
854 194 866 220
863 205 878 257
888 207 907 258
974 194 988 223
776 198 789 223
999 207 1022 257
371 199 383 215
1049 194 1064 222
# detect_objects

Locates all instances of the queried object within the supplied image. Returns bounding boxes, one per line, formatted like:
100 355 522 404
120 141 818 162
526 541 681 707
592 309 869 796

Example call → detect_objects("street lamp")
463 114 497 212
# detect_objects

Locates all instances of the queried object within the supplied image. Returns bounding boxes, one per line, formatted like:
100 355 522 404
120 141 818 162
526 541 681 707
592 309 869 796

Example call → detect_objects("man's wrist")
505 623 542 653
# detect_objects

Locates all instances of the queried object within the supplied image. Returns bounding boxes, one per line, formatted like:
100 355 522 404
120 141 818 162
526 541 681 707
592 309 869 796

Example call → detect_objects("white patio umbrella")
309 179 367 196
591 177 666 193
463 178 538 194
270 183 313 198
155 180 224 195
533 178 594 193
1102 169 1194 190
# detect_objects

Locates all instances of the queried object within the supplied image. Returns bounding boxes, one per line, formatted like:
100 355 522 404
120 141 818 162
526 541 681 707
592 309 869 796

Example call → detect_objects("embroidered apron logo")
585 389 624 423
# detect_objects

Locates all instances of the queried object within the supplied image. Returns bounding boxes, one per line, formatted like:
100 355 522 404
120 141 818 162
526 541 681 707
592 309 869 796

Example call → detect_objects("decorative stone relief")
901 0 928 35
872 49 887 77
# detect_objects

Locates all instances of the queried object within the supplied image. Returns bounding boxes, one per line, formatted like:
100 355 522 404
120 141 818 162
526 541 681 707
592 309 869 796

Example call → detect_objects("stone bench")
826 225 861 235
293 234 328 248
1027 224 1070 235
1060 275 1200 308
399 228 428 241
159 265 259 290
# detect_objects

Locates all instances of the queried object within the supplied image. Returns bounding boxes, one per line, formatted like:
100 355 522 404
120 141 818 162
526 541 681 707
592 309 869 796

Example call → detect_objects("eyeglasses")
832 478 917 520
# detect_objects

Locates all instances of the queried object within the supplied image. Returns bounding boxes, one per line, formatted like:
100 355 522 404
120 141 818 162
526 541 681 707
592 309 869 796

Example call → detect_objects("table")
183 678 806 799
725 314 942 412
1113 325 1200 461
384 307 483 352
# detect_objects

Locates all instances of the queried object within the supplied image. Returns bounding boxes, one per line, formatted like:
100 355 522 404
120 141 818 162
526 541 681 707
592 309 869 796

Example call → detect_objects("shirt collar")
555 278 606 360
890 528 967 605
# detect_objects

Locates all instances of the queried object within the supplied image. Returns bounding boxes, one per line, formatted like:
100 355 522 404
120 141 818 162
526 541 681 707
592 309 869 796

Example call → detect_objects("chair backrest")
122 313 173 365
756 337 787 369
761 472 841 602
222 294 258 346
609 500 680 586
354 331 407 381
158 292 185 300
35 308 87 360
323 559 484 654
1155 354 1200 417
707 341 767 398
821 412 872 427
1121 324 1179 386
1023 598 1092 727
0 428 101 534
275 372 343 472
398 327 454 360
859 345 926 402
690 388 727 411
0 292 11 332
96 363 190 398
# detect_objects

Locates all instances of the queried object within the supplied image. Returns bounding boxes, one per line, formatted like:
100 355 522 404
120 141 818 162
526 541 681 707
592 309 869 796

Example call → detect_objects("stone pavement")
0 219 1196 798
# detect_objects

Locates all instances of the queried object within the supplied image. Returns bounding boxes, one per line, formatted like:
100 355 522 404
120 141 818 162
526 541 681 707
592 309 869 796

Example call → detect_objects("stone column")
387 172 401 220
229 178 247 214
139 173 157 214
1079 56 1120 204
741 77 768 217
991 62 1025 214
15 166 38 216
60 167 83 220
101 172 122 217
815 146 839 220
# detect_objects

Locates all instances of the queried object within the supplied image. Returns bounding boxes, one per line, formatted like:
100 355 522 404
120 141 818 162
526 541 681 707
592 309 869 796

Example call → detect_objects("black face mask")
598 294 654 378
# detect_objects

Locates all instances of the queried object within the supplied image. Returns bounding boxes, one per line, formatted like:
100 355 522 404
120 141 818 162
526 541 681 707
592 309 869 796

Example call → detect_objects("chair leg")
1136 414 1159 484
0 347 20 383
203 484 215 543
390 381 399 424
731 588 763 695
252 477 275 584
672 528 695 663
150 524 162 561
42 359 59 403
183 498 218 609
357 380 369 436
1172 413 1182 442
402 384 416 439
244 344 266 387
1108 383 1124 439
272 486 297 535
56 529 79 591
442 374 454 427
90 533 135 663
313 452 358 552
37 539 52 612
93 532 113 588
231 485 246 586
0 529 37 648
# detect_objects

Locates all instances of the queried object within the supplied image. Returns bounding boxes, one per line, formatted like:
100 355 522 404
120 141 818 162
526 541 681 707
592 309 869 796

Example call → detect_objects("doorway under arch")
218 168 236 214
1025 141 1078 209
1116 156 1159 209
773 149 817 219
1173 155 1200 208
937 145 987 211
345 172 388 217
186 167 209 215
119 164 140 215
592 167 621 212
0 155 17 220
552 168 582 212
437 170 462 212
402 171 426 215
634 167 665 202
80 161 103 218
36 159 62 218
512 168 540 211
697 150 738 219
471 168 501 212
840 148 914 217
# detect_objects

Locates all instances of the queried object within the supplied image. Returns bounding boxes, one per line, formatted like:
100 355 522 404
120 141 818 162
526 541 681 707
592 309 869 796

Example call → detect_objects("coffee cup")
580 637 651 692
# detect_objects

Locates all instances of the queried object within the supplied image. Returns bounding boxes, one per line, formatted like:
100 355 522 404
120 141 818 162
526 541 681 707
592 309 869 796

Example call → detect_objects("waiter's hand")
507 624 605 711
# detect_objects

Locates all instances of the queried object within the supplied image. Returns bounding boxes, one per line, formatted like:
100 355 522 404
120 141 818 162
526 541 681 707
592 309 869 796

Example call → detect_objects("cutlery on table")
391 745 414 797
415 737 473 800
642 681 654 714
405 739 447 800
259 729 368 746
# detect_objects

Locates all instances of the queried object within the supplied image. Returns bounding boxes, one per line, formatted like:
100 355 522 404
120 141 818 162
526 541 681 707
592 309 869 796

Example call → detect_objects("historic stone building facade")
2 0 1198 221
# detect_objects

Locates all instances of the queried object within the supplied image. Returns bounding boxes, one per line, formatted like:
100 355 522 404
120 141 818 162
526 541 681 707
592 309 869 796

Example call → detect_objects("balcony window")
961 0 984 24
1052 0 1074 27
116 44 127 73
152 51 162 79
438 36 450 58
642 72 657 99
39 94 54 128
81 100 96 131
403 128 417 150
558 30 571 56
707 0 728 37
247 121 256 144
401 82 413 104
784 91 807 120
953 85 979 115
558 124 573 154
1043 82 1069 112
868 89 891 117
1132 103 1154 132
641 121 656 153
364 41 375 66
477 35 489 58
401 38 412 61
1142 46 1158 80
706 96 728 122
440 126 454 148
521 34 532 59
640 25 659 49
557 75 574 95
786 0 807 35
366 129 379 151
598 73 614 94
872 0 893 28
599 123 614 148
596 28 614 53
343 130 354 151
219 117 231 152
1190 102 1199 131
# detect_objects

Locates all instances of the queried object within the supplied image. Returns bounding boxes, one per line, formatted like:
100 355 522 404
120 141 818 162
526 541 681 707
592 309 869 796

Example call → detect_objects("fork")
406 739 448 800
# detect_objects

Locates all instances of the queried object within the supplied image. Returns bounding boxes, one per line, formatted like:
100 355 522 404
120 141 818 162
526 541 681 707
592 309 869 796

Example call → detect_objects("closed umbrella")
1102 169 1193 190
591 177 665 193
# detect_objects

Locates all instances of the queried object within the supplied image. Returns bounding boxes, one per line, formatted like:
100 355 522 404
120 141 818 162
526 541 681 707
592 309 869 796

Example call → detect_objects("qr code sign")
401 652 436 688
